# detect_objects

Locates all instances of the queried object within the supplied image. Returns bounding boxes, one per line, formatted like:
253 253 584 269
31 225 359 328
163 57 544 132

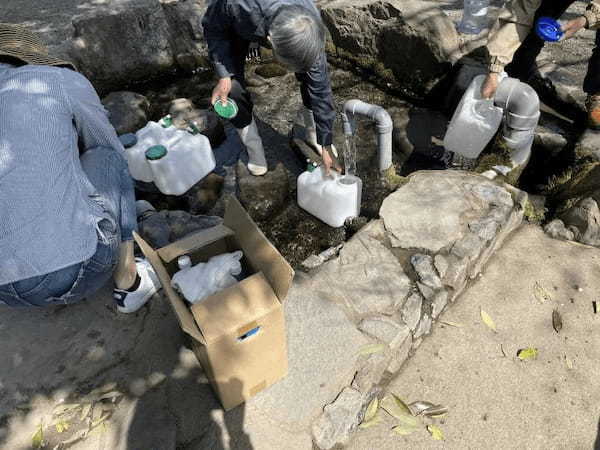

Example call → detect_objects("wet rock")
311 387 366 450
102 91 150 135
237 162 289 221
67 1 208 94
534 119 569 158
560 197 600 246
358 317 410 350
255 63 288 78
168 98 225 147
411 254 443 290
401 293 422 332
322 0 460 100
185 173 225 215
544 219 575 242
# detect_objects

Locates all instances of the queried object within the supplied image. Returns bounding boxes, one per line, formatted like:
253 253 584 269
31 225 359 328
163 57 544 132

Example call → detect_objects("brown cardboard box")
134 196 294 410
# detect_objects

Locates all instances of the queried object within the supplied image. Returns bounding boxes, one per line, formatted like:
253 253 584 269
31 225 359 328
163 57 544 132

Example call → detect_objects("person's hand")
322 145 342 176
560 16 587 40
211 77 232 106
481 73 500 100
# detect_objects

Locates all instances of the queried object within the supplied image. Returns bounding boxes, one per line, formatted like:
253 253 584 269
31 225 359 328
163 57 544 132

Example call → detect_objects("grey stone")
385 330 412 375
469 218 499 242
358 317 410 350
311 387 365 450
185 173 225 215
301 245 344 272
434 254 449 279
237 162 289 221
381 171 514 253
322 0 460 100
411 254 443 290
401 293 422 332
249 274 370 430
165 210 223 242
544 219 575 242
414 314 432 339
102 91 150 135
320 221 412 317
561 197 600 246
417 282 435 300
451 233 484 262
575 129 600 162
352 351 392 394
535 120 569 158
442 254 470 293
431 291 448 319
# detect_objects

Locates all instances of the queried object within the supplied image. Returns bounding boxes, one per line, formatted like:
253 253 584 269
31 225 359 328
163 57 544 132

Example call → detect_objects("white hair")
269 5 325 73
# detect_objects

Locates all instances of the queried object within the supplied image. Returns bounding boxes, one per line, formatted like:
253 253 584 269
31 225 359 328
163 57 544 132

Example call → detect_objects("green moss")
381 165 408 191
255 63 288 78
545 161 600 202
522 198 546 223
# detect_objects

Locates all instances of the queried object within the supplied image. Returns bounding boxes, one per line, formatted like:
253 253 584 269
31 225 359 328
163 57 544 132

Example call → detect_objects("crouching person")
0 24 159 312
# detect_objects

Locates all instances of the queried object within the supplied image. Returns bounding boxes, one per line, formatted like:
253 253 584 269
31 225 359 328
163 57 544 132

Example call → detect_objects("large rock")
560 197 600 246
237 162 290 221
102 91 150 135
66 1 208 94
322 0 460 100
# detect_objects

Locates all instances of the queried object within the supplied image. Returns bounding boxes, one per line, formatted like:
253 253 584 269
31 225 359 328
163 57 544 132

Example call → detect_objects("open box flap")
223 196 294 302
157 224 235 264
133 231 206 345
190 272 280 343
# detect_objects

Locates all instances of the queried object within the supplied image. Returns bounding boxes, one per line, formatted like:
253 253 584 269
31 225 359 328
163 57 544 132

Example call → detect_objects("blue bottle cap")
119 133 138 148
536 17 564 42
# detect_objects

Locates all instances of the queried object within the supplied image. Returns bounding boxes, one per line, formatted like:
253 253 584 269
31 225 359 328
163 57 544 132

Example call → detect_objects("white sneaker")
113 258 161 313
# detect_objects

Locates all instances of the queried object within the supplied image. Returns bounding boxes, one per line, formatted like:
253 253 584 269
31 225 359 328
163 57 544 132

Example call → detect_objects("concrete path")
349 225 600 449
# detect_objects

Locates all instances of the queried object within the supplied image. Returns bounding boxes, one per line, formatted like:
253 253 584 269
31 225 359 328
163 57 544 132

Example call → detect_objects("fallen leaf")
363 398 379 423
392 422 419 436
358 414 382 429
80 403 93 421
358 343 385 356
32 424 44 449
480 308 497 332
55 420 70 433
427 424 444 440
517 347 538 361
552 309 563 333
440 321 462 328
381 394 418 427
408 401 436 416
534 282 551 304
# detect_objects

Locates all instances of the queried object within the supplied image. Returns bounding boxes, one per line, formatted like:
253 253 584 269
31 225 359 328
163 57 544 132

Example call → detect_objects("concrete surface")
349 225 600 449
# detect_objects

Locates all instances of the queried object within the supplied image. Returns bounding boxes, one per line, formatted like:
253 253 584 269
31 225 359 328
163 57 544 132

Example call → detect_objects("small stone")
385 331 412 375
301 254 325 272
468 218 499 242
411 254 443 290
560 197 600 246
414 314 432 339
352 351 391 394
401 293 422 332
417 282 435 300
311 387 365 450
544 219 575 241
443 255 469 292
138 210 171 247
451 233 484 262
358 317 410 351
102 91 150 135
434 254 449 279
166 210 222 242
186 173 225 215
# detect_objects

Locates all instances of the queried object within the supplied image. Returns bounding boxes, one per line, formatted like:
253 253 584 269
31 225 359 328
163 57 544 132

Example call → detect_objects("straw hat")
0 23 76 70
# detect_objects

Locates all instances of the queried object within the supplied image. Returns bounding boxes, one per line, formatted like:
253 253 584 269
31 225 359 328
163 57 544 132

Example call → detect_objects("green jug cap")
145 145 168 160
213 98 238 119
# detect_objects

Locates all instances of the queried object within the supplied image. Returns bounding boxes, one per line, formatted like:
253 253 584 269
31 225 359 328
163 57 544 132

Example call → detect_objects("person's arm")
61 70 124 153
296 52 337 171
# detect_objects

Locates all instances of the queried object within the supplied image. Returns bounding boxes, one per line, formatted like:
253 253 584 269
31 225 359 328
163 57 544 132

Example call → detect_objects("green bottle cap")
307 161 318 172
213 98 238 119
145 145 168 160
160 115 173 128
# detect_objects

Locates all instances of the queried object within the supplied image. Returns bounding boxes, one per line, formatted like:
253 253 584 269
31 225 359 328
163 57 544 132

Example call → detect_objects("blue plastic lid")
119 133 138 148
536 17 563 42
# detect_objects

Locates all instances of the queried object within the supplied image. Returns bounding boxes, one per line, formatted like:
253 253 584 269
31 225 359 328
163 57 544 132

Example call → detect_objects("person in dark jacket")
202 0 338 176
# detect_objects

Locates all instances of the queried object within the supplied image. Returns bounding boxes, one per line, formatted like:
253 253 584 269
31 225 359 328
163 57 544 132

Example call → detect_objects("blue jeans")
0 147 137 307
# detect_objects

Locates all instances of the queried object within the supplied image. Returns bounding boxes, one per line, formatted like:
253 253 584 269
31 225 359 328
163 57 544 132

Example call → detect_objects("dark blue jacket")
202 0 335 146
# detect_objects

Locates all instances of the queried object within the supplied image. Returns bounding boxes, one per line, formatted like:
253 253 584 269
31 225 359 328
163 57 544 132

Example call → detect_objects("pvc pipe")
341 99 393 171
493 78 540 168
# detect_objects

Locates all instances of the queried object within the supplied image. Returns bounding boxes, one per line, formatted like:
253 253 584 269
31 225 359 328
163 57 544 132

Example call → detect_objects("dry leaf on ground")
358 415 382 429
565 355 574 370
427 424 444 440
533 282 552 304
392 422 419 436
363 398 379 423
480 308 497 332
517 347 538 361
381 394 419 427
552 309 563 333
32 424 44 449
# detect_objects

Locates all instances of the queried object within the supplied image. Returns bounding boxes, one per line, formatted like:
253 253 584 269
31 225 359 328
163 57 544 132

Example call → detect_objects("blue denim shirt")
0 63 124 285
202 0 335 146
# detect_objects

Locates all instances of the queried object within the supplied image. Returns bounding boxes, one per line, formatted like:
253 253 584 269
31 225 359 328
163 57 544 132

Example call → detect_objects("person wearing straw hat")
0 23 160 312
202 0 339 176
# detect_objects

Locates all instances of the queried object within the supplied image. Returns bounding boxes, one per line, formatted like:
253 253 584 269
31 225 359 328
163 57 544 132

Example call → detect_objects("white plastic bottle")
125 121 163 182
443 74 504 159
297 165 362 228
458 0 490 35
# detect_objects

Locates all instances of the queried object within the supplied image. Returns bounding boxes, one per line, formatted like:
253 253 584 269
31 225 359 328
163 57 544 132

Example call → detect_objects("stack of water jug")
124 119 216 196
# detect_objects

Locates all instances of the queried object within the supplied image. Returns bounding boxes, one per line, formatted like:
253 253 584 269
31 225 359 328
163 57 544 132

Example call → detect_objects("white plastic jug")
125 121 164 182
145 129 216 196
458 0 490 35
443 74 504 159
297 166 362 228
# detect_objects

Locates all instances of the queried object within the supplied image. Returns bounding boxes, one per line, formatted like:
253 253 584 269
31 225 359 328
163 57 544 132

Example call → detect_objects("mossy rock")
473 136 524 186
381 166 408 191
255 63 288 78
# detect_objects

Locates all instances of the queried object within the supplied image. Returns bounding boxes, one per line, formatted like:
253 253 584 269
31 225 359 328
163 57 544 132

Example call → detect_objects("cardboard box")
134 196 294 410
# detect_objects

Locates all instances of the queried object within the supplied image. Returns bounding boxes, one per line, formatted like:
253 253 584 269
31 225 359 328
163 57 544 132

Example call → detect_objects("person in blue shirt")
202 0 339 176
0 23 160 312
